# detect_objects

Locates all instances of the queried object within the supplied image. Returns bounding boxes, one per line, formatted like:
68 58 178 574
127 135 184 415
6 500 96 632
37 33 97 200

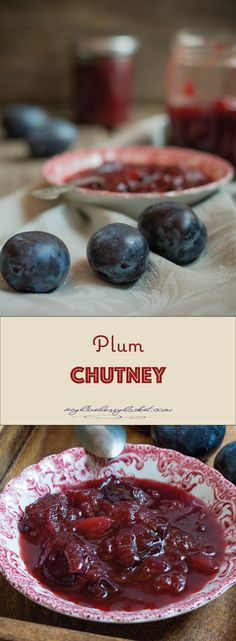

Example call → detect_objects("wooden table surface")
0 425 236 641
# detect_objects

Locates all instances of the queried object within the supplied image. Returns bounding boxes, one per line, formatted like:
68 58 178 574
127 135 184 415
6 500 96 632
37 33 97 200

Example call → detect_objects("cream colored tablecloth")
0 186 235 316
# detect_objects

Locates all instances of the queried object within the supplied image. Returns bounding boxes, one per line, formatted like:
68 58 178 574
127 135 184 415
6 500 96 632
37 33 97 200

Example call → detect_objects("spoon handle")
32 176 104 201
32 184 75 200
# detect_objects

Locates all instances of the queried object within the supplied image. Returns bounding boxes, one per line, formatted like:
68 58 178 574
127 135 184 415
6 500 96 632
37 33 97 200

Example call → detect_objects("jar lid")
172 29 236 56
75 35 139 59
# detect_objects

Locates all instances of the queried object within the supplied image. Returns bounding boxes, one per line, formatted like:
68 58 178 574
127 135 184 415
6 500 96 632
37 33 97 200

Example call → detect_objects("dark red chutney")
67 161 212 194
19 477 225 612
74 58 134 128
168 99 236 167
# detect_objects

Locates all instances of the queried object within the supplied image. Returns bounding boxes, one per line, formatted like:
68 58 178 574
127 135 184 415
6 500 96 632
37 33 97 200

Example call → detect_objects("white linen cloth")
0 186 235 316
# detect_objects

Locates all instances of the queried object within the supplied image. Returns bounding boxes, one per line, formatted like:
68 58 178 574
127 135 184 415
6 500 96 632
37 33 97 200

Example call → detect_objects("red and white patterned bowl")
42 146 234 219
0 444 236 624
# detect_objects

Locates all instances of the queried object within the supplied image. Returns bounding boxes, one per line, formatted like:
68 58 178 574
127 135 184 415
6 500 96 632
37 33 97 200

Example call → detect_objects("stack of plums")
133 426 236 486
0 200 207 294
2 104 77 157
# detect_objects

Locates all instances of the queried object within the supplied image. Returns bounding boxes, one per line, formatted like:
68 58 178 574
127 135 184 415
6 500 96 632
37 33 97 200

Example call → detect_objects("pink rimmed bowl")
42 146 234 219
0 444 236 624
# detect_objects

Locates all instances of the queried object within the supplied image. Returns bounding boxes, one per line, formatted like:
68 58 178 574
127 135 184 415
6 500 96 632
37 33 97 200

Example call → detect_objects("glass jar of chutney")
73 35 139 129
166 30 236 166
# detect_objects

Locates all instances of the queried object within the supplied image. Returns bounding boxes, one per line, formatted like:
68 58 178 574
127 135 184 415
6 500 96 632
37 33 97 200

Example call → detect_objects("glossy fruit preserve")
19 477 225 612
74 58 133 128
168 99 236 166
67 161 212 193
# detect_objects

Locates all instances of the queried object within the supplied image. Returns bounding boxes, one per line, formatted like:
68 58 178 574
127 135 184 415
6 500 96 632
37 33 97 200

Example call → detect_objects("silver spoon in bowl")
75 425 127 459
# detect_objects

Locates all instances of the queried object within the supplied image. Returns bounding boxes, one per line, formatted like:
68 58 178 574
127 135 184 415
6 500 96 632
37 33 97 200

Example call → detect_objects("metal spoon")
32 175 105 201
75 425 126 458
